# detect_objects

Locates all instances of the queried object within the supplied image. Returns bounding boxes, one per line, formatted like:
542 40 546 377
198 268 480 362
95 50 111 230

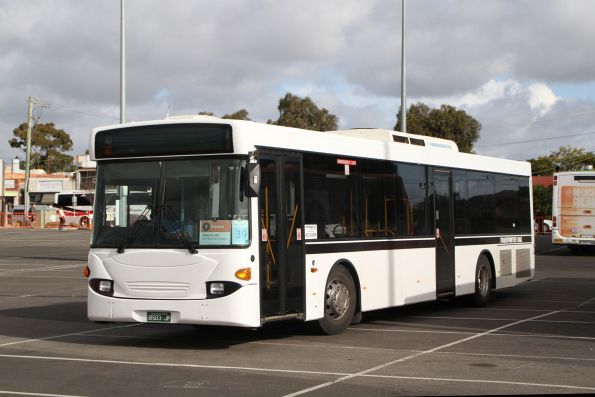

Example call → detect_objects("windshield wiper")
117 206 152 254
161 205 198 254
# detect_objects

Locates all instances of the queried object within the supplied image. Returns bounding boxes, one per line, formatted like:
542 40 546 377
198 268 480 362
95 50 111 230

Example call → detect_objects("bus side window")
303 154 359 239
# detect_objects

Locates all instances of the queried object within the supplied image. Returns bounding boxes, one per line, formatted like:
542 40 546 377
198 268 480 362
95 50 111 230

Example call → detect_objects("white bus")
54 190 94 228
552 169 595 251
87 116 534 334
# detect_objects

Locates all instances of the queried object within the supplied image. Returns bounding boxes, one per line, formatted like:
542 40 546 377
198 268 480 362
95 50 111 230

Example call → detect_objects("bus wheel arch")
470 251 494 307
479 250 496 290
317 260 359 334
334 259 362 324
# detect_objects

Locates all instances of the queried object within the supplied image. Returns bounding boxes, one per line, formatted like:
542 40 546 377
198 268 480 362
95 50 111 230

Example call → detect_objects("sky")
2 0 595 167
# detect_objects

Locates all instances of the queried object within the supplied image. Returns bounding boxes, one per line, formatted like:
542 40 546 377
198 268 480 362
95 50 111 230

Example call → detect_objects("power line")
477 130 595 148
531 152 595 175
27 97 119 121
482 108 595 133
46 103 118 120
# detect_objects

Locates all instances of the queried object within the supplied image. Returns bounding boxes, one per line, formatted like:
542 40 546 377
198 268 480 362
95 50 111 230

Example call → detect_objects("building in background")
532 175 554 189
74 154 97 191
1 155 96 210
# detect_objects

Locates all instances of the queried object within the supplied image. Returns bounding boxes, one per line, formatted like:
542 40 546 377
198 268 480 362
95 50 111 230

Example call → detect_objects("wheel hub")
478 266 489 296
326 279 350 319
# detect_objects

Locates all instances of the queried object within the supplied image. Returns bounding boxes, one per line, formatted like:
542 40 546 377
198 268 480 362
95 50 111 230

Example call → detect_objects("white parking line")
0 323 141 348
0 353 594 393
406 315 595 324
9 287 87 299
464 307 595 314
576 296 595 309
362 374 595 392
252 341 595 362
350 327 595 341
435 350 595 363
536 246 567 255
0 264 83 276
0 391 84 397
0 275 85 280
0 258 23 262
283 304 587 397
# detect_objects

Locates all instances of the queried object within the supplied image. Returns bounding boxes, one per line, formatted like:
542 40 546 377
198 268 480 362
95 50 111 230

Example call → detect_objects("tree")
533 184 552 216
9 122 74 173
197 109 252 120
222 109 251 120
395 102 481 153
268 93 338 131
528 145 595 176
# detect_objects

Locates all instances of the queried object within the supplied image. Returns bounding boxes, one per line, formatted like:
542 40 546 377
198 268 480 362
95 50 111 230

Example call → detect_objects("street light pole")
118 0 128 227
400 0 407 133
24 96 34 226
120 0 126 124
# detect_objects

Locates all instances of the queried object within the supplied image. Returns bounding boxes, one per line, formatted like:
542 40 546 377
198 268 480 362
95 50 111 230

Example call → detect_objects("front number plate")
147 311 171 323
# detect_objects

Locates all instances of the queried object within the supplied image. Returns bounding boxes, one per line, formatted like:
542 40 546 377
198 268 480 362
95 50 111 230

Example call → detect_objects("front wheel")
317 265 356 335
471 255 493 307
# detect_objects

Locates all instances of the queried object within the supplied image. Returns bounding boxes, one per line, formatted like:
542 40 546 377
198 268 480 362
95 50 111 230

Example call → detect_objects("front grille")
125 281 191 294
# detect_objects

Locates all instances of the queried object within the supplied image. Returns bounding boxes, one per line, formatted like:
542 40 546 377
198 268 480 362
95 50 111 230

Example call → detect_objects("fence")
0 210 92 229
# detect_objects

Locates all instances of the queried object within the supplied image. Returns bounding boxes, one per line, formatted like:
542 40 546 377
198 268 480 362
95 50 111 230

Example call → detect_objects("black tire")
471 255 493 307
80 217 90 228
317 265 356 335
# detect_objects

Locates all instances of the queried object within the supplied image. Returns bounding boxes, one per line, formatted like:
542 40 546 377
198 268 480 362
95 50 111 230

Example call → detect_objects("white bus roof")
91 115 531 176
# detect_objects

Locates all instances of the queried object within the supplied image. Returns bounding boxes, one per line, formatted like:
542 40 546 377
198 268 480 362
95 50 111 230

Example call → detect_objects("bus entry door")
259 153 304 318
433 169 455 295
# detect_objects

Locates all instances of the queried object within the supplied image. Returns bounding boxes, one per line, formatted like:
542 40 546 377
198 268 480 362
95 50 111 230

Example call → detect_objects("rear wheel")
80 217 90 228
317 265 356 335
471 255 493 307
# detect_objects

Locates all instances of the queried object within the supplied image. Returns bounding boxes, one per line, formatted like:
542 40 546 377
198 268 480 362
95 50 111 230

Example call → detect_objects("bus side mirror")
245 163 260 197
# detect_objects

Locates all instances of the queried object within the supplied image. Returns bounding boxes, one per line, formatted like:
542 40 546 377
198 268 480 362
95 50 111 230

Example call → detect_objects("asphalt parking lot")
0 229 593 396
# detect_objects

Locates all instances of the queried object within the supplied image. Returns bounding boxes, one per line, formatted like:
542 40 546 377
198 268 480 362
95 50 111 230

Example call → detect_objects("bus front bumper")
87 283 261 328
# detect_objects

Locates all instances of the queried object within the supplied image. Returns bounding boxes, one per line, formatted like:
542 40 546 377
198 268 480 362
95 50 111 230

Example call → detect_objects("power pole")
400 0 407 133
24 96 34 226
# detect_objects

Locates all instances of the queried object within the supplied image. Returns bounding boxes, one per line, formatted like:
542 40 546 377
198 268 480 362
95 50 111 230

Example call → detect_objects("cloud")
528 83 559 116
467 82 595 160
2 0 595 163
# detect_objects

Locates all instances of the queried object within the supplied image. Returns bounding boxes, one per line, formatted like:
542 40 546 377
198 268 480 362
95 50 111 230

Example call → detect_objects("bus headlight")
206 281 241 299
99 280 112 292
90 279 114 296
209 282 225 295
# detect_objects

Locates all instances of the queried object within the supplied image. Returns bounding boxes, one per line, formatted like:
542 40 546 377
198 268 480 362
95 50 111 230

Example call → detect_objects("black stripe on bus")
304 235 532 255
305 239 434 254
454 235 532 246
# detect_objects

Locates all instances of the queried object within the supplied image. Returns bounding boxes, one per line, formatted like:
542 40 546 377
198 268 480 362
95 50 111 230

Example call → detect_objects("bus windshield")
92 158 249 248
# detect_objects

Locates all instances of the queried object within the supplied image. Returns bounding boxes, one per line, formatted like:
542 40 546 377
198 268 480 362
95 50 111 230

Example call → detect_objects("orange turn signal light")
83 266 90 278
235 267 251 281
